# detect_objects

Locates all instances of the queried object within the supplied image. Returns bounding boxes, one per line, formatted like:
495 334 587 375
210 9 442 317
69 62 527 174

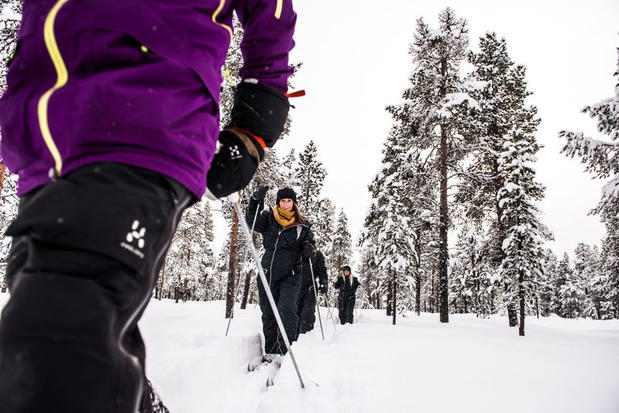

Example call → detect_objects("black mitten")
228 81 290 147
302 241 317 259
205 129 264 199
252 185 269 201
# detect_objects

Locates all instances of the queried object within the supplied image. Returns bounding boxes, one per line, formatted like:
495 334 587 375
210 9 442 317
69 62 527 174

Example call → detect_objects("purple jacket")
0 0 296 198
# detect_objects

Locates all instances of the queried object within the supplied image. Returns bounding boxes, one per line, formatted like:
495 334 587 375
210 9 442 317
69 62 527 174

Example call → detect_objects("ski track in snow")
0 294 617 413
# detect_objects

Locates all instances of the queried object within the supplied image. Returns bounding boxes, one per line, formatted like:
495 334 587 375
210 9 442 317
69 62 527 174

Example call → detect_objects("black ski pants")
0 163 192 413
257 271 301 355
338 295 356 324
297 285 317 334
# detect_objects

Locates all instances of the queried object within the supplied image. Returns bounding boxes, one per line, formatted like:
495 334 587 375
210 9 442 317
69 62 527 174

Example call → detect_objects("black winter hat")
276 187 297 204
341 265 352 273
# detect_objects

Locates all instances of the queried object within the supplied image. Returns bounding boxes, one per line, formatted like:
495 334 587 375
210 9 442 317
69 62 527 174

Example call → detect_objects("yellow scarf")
273 206 297 228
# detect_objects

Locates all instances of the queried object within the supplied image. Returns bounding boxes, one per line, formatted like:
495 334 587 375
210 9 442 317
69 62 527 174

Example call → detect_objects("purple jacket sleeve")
234 0 297 93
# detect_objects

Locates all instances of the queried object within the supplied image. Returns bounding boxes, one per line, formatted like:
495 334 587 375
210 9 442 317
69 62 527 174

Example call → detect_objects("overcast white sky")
214 0 619 262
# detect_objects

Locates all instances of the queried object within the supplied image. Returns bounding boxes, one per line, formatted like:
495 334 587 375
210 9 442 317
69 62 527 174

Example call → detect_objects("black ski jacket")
247 197 315 284
334 276 360 299
301 250 328 290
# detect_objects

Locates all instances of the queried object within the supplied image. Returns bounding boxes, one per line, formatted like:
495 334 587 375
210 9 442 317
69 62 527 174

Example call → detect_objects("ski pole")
308 259 325 341
225 201 259 336
326 294 338 329
231 200 305 389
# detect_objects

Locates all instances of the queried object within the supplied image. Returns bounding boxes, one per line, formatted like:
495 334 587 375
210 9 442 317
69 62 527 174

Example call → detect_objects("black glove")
319 283 328 295
206 129 263 199
229 81 290 147
252 185 269 201
302 241 316 259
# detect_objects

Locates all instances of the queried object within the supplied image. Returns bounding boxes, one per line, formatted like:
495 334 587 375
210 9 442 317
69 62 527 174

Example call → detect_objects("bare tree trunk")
249 285 256 305
0 162 6 197
475 278 480 318
386 279 393 316
392 273 397 325
0 162 7 293
240 270 252 309
415 231 421 316
438 123 449 323
157 259 166 300
519 270 525 336
415 270 421 316
225 210 239 318
429 269 435 313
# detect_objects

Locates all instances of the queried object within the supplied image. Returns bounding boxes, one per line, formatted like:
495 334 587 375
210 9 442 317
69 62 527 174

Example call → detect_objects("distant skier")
334 266 360 324
0 1 297 412
246 186 316 359
297 249 328 334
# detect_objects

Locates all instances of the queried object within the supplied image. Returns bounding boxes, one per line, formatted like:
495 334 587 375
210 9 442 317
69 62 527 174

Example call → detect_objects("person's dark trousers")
338 296 356 325
257 272 302 355
297 285 316 334
0 163 193 413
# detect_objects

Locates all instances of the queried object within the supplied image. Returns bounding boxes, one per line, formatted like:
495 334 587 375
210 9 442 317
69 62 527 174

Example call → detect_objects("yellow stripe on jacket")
37 0 71 178
275 0 283 19
212 0 233 40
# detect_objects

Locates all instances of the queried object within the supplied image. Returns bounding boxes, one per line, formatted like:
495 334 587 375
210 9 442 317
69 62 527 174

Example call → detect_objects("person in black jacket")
246 186 315 357
297 250 328 334
334 265 360 324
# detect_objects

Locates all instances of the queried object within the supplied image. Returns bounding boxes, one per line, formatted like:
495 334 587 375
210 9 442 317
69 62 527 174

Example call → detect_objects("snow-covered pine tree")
407 153 439 315
215 15 245 315
280 149 297 186
0 1 21 289
374 168 417 322
450 226 486 315
0 0 21 292
366 122 432 318
386 8 471 323
551 253 571 317
497 136 551 335
0 173 17 291
161 200 215 302
0 1 21 94
358 240 378 309
312 195 338 311
559 48 618 318
294 140 326 223
538 249 558 317
459 32 546 327
312 197 334 255
598 232 618 318
556 253 586 319
358 203 383 309
198 201 218 300
574 243 613 319
330 209 353 278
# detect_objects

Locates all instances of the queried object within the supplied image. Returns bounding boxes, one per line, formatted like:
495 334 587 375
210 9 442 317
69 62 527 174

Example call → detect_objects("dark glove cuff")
221 128 264 162
248 196 264 214
228 81 290 147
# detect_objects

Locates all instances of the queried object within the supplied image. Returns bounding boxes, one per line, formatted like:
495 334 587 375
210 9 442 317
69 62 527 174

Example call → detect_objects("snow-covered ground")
140 299 619 412
1 293 618 412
